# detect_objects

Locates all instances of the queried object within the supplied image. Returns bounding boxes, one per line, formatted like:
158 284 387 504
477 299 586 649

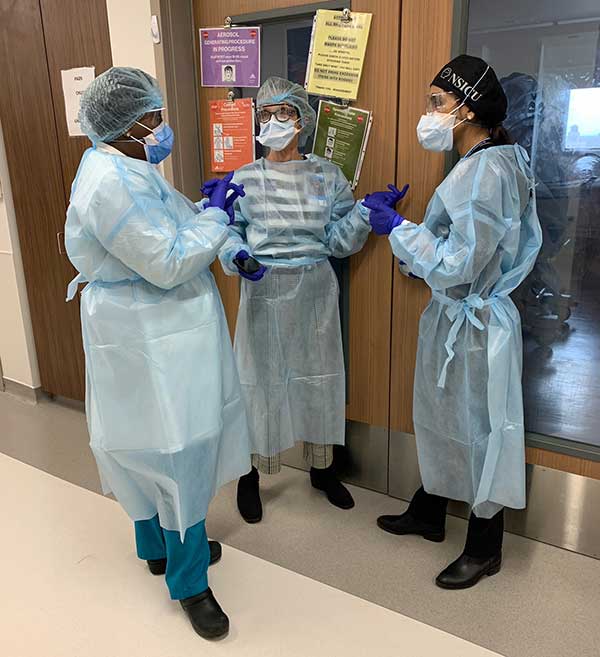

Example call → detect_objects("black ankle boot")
310 465 355 509
180 588 229 639
237 467 262 523
435 552 502 590
147 541 223 575
377 511 446 542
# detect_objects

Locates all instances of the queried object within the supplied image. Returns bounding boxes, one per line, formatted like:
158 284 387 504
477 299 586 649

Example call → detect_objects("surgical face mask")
130 120 175 164
256 117 299 151
416 110 467 151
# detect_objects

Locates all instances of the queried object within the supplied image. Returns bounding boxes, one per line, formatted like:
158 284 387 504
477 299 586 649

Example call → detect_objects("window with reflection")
467 1 600 445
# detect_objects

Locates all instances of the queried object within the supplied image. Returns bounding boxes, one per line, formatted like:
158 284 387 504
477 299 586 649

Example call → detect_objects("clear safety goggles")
425 91 458 114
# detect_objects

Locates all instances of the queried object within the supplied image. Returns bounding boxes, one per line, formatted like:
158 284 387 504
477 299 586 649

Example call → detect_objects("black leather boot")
237 466 262 523
310 465 355 509
180 588 229 639
147 541 222 575
377 486 447 542
435 552 502 589
377 512 446 542
436 510 504 589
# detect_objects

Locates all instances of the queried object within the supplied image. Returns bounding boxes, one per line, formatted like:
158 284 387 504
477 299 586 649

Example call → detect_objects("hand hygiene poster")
305 10 372 100
209 98 255 172
312 101 373 189
200 27 261 88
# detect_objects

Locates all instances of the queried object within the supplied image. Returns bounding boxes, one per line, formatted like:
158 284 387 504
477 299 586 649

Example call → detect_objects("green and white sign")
312 100 373 189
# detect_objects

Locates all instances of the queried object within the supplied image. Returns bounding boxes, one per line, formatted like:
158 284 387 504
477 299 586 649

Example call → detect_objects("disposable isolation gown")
219 154 371 457
390 144 542 518
65 143 250 538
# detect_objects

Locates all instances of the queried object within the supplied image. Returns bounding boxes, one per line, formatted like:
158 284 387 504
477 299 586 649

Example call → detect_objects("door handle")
56 232 65 255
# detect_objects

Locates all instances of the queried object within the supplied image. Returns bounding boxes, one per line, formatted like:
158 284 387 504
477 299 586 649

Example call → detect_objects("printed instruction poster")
200 27 260 88
312 100 373 189
61 66 95 136
209 98 255 172
305 10 372 100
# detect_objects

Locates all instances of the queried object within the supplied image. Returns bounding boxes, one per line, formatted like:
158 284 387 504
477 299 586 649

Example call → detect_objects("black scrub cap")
431 55 507 127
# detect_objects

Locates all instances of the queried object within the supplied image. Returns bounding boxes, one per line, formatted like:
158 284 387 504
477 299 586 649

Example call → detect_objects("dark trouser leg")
464 509 504 558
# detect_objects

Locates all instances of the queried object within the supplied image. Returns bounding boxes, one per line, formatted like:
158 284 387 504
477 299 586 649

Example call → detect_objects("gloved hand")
361 198 405 235
364 183 409 209
398 260 422 280
201 173 246 223
234 250 267 282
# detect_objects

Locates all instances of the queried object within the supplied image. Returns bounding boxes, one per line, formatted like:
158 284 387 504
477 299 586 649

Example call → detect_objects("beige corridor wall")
0 121 40 389
105 0 157 74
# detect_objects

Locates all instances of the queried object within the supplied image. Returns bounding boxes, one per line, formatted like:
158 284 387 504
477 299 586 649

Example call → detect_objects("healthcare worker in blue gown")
216 77 377 523
65 67 251 639
365 55 542 590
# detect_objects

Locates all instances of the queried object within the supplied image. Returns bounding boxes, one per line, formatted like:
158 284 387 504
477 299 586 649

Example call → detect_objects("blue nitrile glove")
202 171 246 224
234 250 267 282
363 183 409 209
201 171 233 209
398 260 422 280
361 198 405 235
202 175 245 224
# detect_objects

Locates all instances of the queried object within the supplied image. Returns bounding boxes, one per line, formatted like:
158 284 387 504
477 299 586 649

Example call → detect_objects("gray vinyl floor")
1 391 599 657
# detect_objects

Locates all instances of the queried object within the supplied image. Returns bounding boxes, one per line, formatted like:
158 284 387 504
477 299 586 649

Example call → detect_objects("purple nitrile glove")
223 182 245 224
234 250 267 282
202 175 245 224
201 171 234 211
363 183 409 209
362 200 405 235
398 260 422 280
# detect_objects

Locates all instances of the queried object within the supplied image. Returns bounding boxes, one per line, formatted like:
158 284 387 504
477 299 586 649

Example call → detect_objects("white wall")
106 0 156 75
0 120 41 388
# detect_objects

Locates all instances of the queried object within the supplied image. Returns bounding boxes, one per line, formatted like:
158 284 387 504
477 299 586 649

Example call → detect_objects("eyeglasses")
425 92 457 114
256 105 299 124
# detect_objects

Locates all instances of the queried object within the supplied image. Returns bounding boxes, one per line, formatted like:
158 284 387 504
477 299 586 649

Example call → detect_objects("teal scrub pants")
134 515 210 600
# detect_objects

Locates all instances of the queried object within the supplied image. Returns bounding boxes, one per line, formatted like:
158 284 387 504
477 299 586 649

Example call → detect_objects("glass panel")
467 2 600 446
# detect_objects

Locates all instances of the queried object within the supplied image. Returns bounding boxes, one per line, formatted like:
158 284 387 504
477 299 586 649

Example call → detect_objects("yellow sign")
305 10 372 100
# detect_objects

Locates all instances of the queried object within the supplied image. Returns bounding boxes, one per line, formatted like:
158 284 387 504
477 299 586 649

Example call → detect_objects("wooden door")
390 0 454 436
0 0 111 400
193 0 400 431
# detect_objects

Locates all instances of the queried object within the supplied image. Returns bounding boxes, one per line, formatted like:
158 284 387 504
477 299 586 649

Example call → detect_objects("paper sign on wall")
312 100 373 190
305 10 372 100
200 27 261 88
209 98 255 172
61 67 95 137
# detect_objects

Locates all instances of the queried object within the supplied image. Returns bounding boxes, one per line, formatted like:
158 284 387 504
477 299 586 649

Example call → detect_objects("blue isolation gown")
219 155 371 458
65 144 250 538
389 144 542 518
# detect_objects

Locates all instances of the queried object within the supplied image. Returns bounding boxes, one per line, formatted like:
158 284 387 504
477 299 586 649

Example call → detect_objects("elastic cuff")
201 205 229 226
357 200 371 219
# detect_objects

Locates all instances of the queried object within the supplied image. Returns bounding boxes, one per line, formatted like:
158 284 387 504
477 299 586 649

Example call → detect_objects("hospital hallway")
1 391 599 657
